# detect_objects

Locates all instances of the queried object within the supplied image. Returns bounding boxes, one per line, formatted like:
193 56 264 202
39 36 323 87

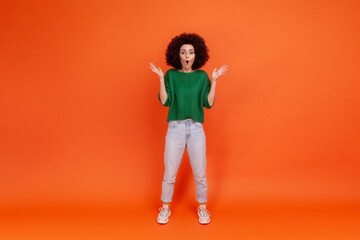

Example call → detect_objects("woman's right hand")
149 62 164 80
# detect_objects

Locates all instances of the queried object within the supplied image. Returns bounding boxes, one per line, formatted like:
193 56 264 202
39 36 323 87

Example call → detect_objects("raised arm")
150 62 167 105
207 65 228 106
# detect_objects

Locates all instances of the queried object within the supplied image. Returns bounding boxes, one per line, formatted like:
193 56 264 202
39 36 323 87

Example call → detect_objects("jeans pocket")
194 122 203 128
169 121 177 128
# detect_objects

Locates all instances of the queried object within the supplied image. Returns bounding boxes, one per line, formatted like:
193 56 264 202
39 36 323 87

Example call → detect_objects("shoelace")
197 206 211 218
158 206 170 217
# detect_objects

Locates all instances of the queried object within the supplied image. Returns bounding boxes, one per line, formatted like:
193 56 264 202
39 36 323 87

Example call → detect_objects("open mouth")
186 60 189 64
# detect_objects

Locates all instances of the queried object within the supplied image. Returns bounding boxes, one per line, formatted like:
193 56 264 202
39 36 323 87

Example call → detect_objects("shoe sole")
157 218 169 224
199 218 210 224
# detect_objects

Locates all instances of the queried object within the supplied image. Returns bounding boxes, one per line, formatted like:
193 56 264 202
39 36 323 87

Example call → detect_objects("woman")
149 33 228 225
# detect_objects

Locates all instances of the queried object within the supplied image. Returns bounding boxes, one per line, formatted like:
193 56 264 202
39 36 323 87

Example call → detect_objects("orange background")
1 0 360 239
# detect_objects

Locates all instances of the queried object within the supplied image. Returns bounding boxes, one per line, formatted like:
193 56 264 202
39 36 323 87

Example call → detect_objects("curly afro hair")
166 33 209 70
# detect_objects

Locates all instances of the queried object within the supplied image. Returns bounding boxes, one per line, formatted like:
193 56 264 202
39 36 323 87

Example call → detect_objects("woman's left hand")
212 65 228 82
211 65 228 81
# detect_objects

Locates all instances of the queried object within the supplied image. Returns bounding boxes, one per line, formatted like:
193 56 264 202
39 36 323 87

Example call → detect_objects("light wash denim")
161 119 207 203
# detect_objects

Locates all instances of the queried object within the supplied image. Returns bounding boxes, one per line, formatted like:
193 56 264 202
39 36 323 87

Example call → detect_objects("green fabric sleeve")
203 73 214 109
158 70 171 106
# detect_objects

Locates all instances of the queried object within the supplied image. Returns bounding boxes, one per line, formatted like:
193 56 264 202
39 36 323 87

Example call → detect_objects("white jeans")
161 119 207 203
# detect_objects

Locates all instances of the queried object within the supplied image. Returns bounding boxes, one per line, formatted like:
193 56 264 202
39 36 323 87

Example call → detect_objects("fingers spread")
220 65 228 70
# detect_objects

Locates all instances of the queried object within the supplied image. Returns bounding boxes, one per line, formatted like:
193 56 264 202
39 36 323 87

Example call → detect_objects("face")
179 44 195 70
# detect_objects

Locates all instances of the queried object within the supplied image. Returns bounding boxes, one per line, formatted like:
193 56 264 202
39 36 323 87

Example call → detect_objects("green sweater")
158 69 214 123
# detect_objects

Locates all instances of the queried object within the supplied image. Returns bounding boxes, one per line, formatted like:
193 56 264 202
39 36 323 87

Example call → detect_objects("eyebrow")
180 49 195 51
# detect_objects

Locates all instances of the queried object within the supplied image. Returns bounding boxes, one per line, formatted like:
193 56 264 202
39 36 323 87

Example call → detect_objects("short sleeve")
158 70 171 106
203 72 214 109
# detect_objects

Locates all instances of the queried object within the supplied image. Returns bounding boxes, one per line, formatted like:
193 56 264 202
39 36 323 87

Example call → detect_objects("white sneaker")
157 203 171 224
197 204 211 224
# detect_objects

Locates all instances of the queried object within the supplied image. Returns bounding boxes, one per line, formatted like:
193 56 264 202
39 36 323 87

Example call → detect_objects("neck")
179 68 194 73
